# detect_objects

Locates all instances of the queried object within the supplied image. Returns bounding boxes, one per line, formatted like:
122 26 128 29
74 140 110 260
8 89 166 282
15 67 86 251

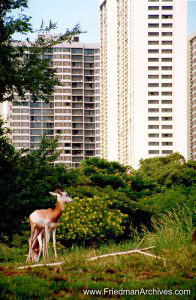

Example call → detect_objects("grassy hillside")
0 208 195 300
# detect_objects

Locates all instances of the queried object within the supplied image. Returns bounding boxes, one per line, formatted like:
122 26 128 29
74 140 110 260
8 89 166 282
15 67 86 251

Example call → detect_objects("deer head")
49 189 73 203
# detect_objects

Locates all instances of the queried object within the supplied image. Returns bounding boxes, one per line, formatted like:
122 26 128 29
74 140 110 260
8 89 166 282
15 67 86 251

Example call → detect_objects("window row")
148 6 173 10
148 32 172 36
148 108 172 112
148 83 172 87
148 116 172 121
148 66 172 70
148 91 172 96
148 131 172 137
148 142 173 146
148 74 172 79
149 15 172 19
148 23 172 28
148 126 173 133
149 150 173 154
148 100 172 104
149 40 172 45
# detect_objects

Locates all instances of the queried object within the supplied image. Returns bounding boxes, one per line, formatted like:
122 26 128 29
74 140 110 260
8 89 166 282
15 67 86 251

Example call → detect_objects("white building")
188 33 196 160
99 0 188 169
0 38 100 168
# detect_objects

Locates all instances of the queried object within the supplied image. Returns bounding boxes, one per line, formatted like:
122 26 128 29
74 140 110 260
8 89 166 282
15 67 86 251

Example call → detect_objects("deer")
26 189 73 262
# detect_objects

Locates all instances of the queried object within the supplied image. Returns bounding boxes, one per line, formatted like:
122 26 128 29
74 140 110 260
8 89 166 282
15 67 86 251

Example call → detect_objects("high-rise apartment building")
188 33 196 160
0 38 100 168
99 0 188 169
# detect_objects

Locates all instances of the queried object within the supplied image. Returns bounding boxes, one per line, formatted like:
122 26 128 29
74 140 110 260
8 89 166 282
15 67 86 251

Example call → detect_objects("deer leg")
52 228 58 258
26 238 32 262
44 226 50 259
30 227 43 262
37 229 45 261
42 232 45 259
27 224 36 262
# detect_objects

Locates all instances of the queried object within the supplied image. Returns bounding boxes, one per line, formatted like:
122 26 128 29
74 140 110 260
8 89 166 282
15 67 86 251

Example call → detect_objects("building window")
148 32 159 36
148 117 159 121
162 133 172 137
148 83 159 87
161 100 172 104
148 15 159 19
162 83 172 87
162 108 172 112
148 100 159 104
162 14 173 19
162 32 173 36
162 142 173 146
162 91 172 96
149 142 159 146
71 48 83 54
148 58 159 62
162 6 173 10
162 23 173 28
162 75 172 79
149 150 159 154
148 23 159 28
162 57 172 62
148 133 159 137
148 6 159 10
162 150 173 154
148 41 159 45
148 75 159 79
162 115 173 121
148 125 159 129
162 41 172 45
84 49 94 54
148 49 159 53
148 92 159 96
162 49 172 53
148 66 159 70
148 108 159 112
162 66 172 70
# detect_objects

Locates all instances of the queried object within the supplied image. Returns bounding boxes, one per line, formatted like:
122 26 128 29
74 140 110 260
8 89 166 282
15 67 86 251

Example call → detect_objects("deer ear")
49 192 57 197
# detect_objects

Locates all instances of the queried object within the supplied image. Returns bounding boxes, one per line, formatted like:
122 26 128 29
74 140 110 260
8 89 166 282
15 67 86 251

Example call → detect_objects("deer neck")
50 201 64 222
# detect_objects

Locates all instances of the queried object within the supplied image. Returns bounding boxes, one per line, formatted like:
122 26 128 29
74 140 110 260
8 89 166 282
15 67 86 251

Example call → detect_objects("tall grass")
143 205 195 273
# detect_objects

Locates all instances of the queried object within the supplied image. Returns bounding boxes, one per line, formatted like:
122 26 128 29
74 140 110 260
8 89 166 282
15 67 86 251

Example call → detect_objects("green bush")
58 196 127 245
139 186 196 218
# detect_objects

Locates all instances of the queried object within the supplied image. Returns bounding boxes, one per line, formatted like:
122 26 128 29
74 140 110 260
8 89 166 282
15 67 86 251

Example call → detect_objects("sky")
14 0 196 42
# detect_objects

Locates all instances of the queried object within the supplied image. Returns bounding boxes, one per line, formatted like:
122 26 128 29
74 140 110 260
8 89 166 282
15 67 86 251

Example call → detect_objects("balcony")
72 123 83 129
72 109 83 116
72 96 83 102
72 89 83 95
72 157 83 162
72 150 83 156
72 136 83 142
72 143 83 149
84 76 94 82
72 129 83 136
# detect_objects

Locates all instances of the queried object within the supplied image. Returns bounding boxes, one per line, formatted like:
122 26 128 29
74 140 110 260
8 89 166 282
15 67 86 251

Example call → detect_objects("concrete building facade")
189 33 196 160
99 0 188 169
0 39 100 168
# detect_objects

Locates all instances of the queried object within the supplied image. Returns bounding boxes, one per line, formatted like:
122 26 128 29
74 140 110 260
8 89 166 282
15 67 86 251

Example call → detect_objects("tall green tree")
0 119 78 242
0 0 81 103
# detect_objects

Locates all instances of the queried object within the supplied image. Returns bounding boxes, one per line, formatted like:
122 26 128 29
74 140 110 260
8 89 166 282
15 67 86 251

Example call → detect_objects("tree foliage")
0 0 82 102
0 119 78 242
0 119 195 245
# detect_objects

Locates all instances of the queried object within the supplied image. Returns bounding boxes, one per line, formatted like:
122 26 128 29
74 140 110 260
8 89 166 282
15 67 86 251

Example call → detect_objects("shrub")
58 196 127 246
